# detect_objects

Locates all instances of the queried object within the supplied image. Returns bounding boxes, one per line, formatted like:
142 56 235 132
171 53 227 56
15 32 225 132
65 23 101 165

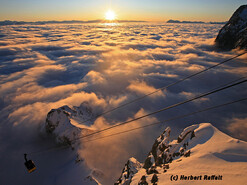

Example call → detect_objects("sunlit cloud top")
0 0 246 21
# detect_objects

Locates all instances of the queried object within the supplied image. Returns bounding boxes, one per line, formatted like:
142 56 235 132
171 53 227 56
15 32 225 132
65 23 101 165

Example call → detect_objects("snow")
115 157 142 185
128 157 142 173
41 102 95 146
129 123 247 185
178 124 198 140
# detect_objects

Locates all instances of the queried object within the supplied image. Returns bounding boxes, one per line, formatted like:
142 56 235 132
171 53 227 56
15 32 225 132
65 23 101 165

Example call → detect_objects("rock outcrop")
142 125 195 174
215 5 247 50
115 157 142 185
115 123 247 185
42 102 95 147
115 125 198 184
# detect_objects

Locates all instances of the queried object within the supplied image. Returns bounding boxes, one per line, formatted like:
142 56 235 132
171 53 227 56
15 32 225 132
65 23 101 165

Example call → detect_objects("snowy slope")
40 150 102 185
116 123 247 185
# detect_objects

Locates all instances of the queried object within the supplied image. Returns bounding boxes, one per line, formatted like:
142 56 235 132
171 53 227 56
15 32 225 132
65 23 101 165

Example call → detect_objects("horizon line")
0 19 227 25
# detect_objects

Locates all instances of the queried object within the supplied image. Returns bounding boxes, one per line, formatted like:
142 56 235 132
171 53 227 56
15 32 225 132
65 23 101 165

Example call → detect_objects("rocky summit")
115 125 197 185
215 5 247 50
115 123 247 185
42 102 95 147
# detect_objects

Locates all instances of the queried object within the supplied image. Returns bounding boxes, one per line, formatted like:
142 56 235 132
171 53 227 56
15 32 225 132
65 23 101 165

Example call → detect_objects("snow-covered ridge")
215 5 247 50
42 102 95 146
115 157 142 185
116 123 247 185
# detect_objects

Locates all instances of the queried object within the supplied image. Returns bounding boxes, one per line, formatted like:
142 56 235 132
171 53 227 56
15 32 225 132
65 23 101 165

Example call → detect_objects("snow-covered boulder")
177 125 197 143
215 5 247 50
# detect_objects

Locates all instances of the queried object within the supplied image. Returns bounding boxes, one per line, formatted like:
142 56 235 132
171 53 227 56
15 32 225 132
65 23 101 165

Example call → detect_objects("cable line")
65 77 246 142
28 77 246 155
54 53 246 138
82 97 247 143
80 52 247 124
28 96 247 155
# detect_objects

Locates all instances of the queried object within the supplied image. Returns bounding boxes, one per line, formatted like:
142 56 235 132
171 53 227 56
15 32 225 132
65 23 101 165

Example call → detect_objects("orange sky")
0 0 246 22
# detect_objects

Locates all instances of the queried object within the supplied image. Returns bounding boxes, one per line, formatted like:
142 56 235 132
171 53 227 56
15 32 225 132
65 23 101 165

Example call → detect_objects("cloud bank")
0 23 246 184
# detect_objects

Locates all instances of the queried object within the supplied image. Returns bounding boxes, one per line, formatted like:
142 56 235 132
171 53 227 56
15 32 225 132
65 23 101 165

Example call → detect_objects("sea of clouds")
0 22 246 184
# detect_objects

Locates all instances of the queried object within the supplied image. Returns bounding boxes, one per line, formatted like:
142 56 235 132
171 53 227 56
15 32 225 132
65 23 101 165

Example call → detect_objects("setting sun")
105 10 116 20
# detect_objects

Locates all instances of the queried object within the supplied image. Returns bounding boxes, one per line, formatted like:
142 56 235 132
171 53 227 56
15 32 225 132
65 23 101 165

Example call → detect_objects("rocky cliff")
41 102 95 147
215 5 247 50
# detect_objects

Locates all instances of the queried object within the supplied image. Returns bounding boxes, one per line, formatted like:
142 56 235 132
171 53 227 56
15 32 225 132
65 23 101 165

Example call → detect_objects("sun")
105 10 116 21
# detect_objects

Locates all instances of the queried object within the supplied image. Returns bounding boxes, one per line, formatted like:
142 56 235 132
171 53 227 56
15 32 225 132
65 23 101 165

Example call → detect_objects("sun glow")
105 10 116 21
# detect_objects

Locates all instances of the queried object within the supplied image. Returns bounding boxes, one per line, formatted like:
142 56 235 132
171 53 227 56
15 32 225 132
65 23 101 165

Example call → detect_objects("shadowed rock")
215 5 247 50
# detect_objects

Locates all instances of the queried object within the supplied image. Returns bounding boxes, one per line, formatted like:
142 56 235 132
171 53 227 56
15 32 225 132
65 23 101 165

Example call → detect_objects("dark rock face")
138 176 148 185
215 5 247 50
151 174 158 185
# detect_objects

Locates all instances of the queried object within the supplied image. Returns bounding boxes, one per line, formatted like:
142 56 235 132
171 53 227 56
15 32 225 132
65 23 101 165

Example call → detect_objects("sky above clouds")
0 22 247 184
0 0 246 21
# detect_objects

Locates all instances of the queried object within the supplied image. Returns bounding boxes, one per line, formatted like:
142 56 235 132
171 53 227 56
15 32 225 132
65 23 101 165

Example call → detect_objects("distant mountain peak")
167 20 206 24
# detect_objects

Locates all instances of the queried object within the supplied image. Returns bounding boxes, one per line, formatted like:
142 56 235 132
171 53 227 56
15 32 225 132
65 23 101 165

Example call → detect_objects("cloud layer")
0 23 246 184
